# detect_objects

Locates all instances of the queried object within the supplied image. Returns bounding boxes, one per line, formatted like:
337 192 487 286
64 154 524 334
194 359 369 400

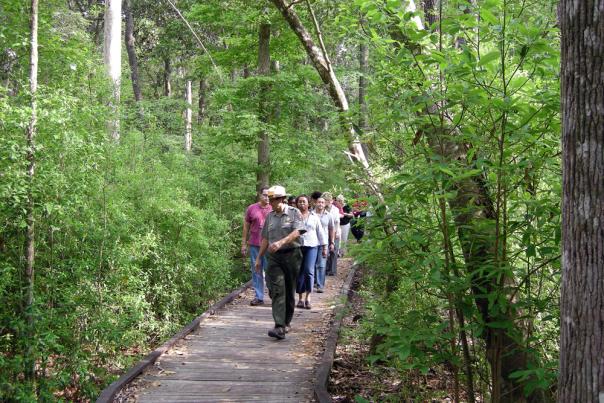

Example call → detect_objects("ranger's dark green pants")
266 248 302 328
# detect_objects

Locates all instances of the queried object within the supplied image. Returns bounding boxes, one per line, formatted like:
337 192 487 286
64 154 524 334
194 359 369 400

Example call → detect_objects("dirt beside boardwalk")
328 267 463 403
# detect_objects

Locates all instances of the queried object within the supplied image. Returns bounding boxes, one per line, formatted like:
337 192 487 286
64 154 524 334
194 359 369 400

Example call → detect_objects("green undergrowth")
0 100 247 400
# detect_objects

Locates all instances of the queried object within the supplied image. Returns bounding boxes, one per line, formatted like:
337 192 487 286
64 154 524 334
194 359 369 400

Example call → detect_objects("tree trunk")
257 23 271 190
269 0 382 199
358 39 368 133
24 0 39 381
103 0 121 140
124 0 142 102
184 80 192 152
197 78 208 124
1 48 18 96
390 1 535 399
358 34 371 158
447 170 530 402
271 59 280 72
271 60 281 120
163 58 172 97
558 0 604 401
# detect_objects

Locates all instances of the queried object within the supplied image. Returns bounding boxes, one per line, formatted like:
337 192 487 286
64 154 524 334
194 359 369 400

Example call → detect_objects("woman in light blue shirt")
295 195 326 309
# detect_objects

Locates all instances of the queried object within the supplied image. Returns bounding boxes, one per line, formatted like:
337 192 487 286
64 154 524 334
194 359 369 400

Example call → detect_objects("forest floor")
328 266 464 402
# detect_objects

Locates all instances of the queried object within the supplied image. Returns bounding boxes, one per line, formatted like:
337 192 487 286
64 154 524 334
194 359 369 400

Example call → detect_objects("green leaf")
438 166 455 176
486 321 512 329
397 345 411 361
481 8 498 24
477 50 500 67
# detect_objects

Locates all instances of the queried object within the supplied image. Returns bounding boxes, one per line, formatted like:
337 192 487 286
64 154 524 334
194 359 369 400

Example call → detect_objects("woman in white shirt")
313 196 333 292
295 195 326 309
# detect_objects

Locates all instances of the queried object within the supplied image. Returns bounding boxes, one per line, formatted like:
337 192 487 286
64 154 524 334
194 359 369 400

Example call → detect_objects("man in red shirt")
242 187 272 305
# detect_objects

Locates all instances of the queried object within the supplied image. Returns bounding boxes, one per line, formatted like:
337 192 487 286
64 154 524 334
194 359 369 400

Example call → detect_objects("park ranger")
255 185 306 340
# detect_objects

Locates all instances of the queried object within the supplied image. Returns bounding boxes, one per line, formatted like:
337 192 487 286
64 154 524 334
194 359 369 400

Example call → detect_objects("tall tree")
197 77 208 124
163 58 172 97
358 36 368 134
184 79 192 151
124 0 142 102
24 0 39 382
358 29 370 159
270 59 281 120
269 0 382 199
256 22 271 190
558 0 604 401
104 0 122 140
1 48 17 96
395 1 540 398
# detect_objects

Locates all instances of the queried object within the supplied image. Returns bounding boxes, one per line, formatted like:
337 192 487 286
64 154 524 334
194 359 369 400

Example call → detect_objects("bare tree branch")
165 0 219 74
286 0 304 10
305 0 332 72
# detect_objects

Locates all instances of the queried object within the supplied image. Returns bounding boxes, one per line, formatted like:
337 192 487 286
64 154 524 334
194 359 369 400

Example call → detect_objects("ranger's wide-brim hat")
267 185 288 199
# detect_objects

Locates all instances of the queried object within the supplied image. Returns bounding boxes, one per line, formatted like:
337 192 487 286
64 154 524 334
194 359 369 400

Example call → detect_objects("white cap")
267 185 288 199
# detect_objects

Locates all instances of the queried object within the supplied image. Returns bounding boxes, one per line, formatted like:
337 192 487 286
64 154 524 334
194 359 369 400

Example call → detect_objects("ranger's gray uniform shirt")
262 205 306 250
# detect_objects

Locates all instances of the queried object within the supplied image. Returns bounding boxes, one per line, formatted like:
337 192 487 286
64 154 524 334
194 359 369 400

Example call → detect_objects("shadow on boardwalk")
113 258 354 403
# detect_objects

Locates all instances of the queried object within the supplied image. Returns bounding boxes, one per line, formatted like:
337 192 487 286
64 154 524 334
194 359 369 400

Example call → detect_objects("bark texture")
103 0 121 140
257 23 271 190
558 0 604 401
124 0 142 102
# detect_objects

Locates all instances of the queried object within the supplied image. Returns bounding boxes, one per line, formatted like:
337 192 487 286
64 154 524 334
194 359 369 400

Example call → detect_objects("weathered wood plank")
138 397 310 403
105 260 354 402
154 361 314 370
137 379 312 394
156 356 312 366
147 365 311 373
168 348 297 358
97 281 253 403
142 371 312 382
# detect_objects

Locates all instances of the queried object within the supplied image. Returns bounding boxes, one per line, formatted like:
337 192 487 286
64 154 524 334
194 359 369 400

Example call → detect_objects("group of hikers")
241 185 366 340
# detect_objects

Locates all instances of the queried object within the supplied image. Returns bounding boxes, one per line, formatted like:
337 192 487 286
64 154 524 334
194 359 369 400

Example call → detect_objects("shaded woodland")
0 0 602 401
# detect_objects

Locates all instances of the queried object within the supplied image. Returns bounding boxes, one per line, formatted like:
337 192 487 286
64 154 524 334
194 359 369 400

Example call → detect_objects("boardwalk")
116 259 353 402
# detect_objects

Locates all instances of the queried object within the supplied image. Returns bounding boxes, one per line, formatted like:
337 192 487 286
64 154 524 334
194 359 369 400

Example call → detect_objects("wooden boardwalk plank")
139 400 301 402
137 379 313 392
115 259 353 402
143 368 313 383
153 362 312 371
